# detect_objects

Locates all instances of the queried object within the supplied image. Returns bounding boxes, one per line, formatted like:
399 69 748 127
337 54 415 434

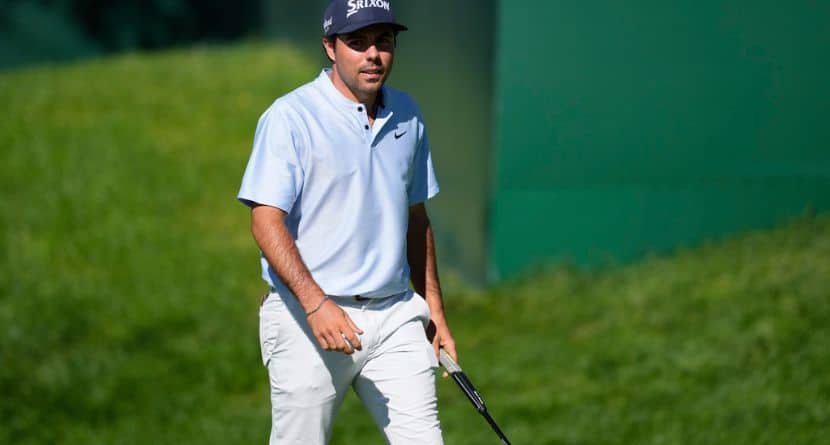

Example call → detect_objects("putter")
439 349 512 445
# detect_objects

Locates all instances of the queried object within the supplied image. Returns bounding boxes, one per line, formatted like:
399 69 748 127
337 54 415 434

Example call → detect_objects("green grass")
445 215 830 444
0 42 317 444
2 44 829 444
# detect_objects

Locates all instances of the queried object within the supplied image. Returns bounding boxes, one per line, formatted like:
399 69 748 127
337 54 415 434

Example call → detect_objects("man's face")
324 24 396 103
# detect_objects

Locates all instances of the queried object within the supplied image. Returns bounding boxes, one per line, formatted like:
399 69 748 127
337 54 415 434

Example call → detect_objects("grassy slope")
447 216 830 445
2 45 829 444
0 43 316 444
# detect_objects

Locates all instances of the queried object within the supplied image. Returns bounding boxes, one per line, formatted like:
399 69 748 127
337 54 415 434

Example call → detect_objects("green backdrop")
491 0 830 279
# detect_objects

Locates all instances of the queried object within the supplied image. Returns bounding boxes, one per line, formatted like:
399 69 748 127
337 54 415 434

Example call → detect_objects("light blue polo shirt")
238 69 439 298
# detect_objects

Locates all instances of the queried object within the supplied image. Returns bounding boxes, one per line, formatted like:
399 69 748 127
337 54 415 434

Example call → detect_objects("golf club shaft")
440 350 512 445
482 410 512 445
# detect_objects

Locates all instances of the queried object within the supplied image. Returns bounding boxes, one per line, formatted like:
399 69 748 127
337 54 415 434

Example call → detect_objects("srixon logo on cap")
346 0 391 18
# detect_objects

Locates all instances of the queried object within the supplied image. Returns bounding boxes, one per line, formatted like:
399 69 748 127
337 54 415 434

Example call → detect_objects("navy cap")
322 0 408 37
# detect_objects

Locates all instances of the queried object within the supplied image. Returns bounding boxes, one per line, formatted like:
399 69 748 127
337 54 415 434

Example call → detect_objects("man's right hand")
306 298 364 354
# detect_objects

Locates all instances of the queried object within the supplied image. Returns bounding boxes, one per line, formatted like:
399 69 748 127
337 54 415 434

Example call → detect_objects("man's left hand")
426 316 456 378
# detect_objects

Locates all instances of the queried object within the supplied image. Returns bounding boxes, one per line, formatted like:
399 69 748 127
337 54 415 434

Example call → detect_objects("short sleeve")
407 122 440 205
237 108 304 212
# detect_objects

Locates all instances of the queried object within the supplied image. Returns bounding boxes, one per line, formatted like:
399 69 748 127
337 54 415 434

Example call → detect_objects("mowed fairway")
2 44 829 445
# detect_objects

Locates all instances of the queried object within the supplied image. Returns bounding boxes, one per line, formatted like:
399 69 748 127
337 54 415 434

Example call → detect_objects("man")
237 1 456 443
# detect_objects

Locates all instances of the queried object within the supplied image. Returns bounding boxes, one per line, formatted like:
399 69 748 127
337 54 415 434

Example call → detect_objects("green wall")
492 1 830 279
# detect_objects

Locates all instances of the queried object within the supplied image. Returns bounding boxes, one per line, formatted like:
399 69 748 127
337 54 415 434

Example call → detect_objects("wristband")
306 296 330 317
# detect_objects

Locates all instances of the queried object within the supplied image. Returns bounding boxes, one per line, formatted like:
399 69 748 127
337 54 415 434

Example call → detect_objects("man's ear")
322 36 336 64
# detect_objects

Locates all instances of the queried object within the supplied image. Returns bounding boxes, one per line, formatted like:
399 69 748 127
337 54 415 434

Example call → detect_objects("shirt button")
358 106 363 112
364 125 370 130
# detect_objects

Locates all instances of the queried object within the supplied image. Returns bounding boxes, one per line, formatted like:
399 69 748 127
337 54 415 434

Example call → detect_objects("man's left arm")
407 203 457 369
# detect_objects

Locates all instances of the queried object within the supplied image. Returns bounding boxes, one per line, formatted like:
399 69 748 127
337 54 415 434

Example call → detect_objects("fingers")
441 344 457 379
432 337 449 378
320 328 357 354
308 303 363 355
339 333 355 354
316 330 352 354
431 326 457 378
443 338 458 363
333 330 361 354
333 312 362 354
344 315 363 352
317 333 332 351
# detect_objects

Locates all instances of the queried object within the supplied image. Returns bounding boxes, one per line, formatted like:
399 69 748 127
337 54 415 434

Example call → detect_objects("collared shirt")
238 69 439 297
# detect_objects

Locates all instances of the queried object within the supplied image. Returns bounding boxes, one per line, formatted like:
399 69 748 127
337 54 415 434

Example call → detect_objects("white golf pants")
259 289 444 445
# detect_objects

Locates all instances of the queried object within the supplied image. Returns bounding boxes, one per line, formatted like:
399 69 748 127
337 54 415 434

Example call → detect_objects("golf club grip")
439 349 462 373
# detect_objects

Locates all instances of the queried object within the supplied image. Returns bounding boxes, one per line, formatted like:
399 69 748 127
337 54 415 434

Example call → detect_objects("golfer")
237 0 456 443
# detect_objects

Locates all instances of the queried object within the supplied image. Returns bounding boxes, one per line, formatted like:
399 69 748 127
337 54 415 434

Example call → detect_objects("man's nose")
364 44 380 59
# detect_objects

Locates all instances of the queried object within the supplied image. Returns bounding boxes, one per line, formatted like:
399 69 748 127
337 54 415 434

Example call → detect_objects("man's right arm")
251 204 363 354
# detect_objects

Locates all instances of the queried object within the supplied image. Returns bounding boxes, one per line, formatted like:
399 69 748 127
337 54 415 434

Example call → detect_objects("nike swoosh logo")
394 131 407 139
